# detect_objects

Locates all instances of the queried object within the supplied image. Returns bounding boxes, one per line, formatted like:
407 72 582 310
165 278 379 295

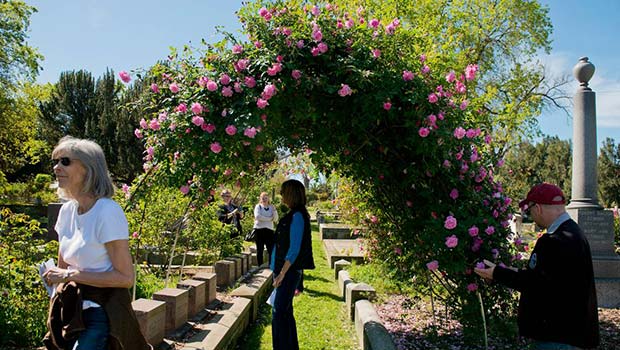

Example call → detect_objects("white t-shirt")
55 198 129 273
253 204 278 230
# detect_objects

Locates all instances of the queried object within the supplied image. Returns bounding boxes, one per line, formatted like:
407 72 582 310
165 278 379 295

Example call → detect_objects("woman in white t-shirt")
42 136 149 349
253 192 279 266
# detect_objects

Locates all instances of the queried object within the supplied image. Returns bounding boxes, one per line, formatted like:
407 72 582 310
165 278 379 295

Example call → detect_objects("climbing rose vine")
131 1 523 341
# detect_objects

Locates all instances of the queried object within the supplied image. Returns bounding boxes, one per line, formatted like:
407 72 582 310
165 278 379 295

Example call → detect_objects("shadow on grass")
236 302 272 350
302 287 342 302
303 274 330 283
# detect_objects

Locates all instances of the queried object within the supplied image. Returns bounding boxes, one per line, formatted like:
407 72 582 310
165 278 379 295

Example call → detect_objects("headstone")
346 283 376 321
152 288 189 333
132 298 166 346
334 259 352 280
192 272 217 305
214 260 235 287
567 57 620 308
177 279 206 318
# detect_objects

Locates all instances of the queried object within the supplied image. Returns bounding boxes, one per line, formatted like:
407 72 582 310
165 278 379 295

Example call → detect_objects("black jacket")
273 207 315 275
493 219 599 348
217 203 243 238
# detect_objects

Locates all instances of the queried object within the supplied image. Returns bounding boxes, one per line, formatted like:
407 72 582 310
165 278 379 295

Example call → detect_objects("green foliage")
0 0 43 93
131 1 552 342
0 208 57 347
498 136 572 205
598 138 620 207
330 0 555 148
0 174 57 205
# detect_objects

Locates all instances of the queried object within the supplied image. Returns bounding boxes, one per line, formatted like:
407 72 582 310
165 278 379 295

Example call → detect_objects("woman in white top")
253 192 279 266
43 136 149 349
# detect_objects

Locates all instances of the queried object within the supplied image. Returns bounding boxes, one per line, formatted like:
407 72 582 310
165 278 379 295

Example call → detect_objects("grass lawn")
237 223 359 350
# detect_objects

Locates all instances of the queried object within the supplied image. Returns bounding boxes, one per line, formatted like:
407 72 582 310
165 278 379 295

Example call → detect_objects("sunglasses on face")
51 157 72 167
523 203 536 217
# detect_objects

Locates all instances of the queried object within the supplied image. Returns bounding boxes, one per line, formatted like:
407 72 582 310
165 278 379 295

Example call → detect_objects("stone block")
346 283 376 321
319 223 354 239
214 260 235 287
177 279 206 319
230 271 273 322
224 256 242 280
338 269 353 300
234 254 247 275
334 259 352 280
240 252 251 271
152 288 189 333
596 278 620 308
193 272 217 304
355 299 396 350
132 298 166 346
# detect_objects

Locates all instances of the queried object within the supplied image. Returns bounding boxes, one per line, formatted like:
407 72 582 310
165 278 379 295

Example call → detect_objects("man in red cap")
475 183 599 349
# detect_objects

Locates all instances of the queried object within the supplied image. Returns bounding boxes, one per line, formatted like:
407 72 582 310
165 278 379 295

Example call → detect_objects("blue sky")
25 0 619 148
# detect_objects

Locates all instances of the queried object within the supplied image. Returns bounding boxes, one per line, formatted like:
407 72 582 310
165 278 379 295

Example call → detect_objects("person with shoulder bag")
271 180 315 350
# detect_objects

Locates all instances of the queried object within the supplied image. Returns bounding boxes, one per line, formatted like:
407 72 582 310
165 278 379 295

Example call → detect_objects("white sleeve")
272 205 279 222
97 200 129 243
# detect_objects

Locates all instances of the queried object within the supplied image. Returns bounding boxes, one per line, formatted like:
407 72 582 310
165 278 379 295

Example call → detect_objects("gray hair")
52 136 115 199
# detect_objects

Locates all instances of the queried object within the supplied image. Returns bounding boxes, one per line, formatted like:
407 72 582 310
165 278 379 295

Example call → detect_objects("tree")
498 136 572 204
0 0 42 95
37 69 145 183
0 0 44 178
598 138 620 207
0 83 51 179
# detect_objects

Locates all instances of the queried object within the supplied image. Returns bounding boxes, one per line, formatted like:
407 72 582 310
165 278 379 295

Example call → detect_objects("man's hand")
474 264 495 281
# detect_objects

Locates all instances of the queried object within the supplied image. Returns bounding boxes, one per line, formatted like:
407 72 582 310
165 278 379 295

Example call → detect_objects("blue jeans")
272 269 302 350
534 341 582 350
69 307 110 350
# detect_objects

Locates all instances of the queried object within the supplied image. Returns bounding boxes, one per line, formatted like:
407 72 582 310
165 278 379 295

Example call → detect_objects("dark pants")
297 270 304 292
272 269 302 350
254 228 274 266
68 307 109 350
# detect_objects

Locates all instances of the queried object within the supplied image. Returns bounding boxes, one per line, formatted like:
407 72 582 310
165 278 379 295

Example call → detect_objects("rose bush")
131 0 525 341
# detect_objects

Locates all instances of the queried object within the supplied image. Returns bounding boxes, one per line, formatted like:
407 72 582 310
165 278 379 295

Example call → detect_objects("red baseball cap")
519 183 566 209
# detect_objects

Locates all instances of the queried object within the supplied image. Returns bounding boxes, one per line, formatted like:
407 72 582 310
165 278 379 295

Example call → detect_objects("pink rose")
119 71 131 83
485 226 495 235
453 127 466 139
169 83 180 93
467 283 478 292
191 116 204 127
225 125 237 136
428 93 438 103
220 74 231 85
372 49 381 58
244 127 257 138
468 226 479 237
369 18 380 28
445 71 456 83
180 185 190 195
134 129 142 139
291 70 302 80
232 44 243 54
149 119 160 130
210 142 222 154
139 118 148 129
222 86 233 97
402 70 414 81
418 127 430 138
445 235 458 248
244 76 256 88
191 102 203 115
150 83 159 93
338 84 353 97
257 98 269 109
426 260 439 271
449 188 459 200
383 102 392 110
204 123 215 133
206 80 218 92
465 64 478 81
444 216 457 230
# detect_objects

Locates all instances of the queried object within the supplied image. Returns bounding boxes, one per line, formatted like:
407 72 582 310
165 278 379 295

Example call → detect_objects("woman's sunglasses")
51 157 73 167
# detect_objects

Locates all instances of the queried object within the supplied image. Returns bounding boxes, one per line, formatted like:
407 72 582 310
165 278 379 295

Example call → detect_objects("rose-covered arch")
129 1 522 339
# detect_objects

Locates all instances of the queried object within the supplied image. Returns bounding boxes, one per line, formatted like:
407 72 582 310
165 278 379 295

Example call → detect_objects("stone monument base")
595 278 620 308
567 207 620 308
